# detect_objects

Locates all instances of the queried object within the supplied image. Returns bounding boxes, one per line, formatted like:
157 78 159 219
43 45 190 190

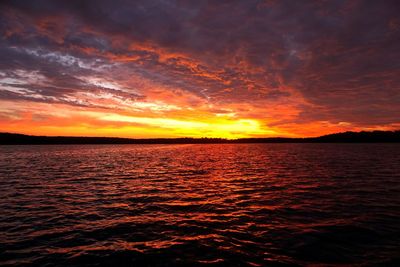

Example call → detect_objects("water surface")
0 144 399 266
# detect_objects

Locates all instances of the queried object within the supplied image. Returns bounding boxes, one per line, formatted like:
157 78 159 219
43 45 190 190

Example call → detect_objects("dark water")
0 144 399 266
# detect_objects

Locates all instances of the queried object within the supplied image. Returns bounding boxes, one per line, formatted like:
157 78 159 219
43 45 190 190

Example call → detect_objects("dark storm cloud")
0 0 399 126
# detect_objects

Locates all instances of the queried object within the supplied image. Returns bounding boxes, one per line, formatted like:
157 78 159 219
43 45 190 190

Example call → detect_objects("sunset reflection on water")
0 144 399 266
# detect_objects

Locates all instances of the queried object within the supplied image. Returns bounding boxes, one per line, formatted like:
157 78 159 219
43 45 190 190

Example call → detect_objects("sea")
0 144 399 266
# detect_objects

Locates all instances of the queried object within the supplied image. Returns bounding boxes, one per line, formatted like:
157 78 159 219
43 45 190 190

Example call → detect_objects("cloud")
0 0 399 136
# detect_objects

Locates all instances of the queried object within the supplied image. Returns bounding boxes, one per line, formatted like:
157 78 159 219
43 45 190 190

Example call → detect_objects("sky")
0 0 399 138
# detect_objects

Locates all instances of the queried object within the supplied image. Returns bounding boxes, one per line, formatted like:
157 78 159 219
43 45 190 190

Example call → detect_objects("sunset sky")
0 0 399 138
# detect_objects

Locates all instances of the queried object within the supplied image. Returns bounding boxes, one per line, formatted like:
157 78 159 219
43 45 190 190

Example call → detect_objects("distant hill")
308 131 400 143
0 131 399 145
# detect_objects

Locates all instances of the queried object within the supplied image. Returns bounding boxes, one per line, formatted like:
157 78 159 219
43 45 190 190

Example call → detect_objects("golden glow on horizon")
100 114 274 138
0 99 397 139
0 100 276 138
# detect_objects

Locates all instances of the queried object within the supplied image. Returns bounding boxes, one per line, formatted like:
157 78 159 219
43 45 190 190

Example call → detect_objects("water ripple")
0 144 399 266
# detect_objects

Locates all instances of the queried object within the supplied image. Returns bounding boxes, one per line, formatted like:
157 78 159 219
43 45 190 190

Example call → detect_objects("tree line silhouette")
0 131 399 145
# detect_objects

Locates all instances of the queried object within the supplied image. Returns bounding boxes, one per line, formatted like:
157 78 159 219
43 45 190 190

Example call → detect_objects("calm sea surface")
0 144 399 266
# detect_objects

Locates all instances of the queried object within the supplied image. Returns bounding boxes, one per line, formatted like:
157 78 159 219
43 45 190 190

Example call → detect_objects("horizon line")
1 130 399 141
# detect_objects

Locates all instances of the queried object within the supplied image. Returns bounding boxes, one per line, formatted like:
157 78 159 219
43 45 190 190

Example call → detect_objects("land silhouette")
0 131 399 145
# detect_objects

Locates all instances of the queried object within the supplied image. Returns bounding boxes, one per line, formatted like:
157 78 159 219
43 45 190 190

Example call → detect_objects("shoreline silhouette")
1 130 399 145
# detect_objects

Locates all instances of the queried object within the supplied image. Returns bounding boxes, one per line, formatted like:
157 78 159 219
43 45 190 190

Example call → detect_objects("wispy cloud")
0 0 399 137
